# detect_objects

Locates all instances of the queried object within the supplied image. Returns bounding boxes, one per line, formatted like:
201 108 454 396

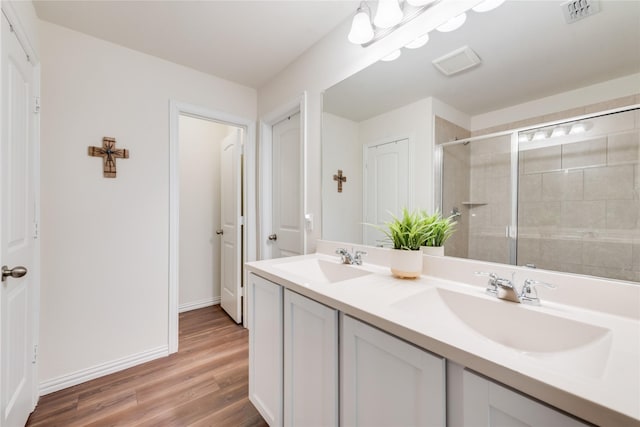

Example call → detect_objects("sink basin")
392 288 611 354
273 258 372 284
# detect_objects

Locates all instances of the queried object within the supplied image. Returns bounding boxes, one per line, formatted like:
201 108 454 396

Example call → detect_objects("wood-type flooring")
26 305 267 427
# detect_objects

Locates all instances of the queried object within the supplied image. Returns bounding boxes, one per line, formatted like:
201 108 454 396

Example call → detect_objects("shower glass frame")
435 103 640 269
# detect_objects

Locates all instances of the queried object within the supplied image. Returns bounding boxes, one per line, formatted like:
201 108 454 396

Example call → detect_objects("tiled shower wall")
436 117 470 258
517 110 640 282
467 135 512 264
441 95 639 283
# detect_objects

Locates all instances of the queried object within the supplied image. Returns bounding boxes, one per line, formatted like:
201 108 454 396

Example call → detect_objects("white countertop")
245 250 640 427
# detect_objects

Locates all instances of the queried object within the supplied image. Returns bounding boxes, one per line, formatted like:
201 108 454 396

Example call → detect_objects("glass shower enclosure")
436 106 640 283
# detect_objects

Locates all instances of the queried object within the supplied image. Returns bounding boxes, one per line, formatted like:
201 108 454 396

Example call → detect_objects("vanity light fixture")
569 123 587 134
373 0 404 28
436 12 467 32
407 0 436 6
348 3 375 44
381 49 402 61
532 130 550 141
348 0 443 47
472 0 506 13
405 33 430 49
551 126 569 138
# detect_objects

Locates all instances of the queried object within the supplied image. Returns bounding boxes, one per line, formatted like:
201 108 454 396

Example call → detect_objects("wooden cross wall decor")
88 137 129 178
333 169 347 193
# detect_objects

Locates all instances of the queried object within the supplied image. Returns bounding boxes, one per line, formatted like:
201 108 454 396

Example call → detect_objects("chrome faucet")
474 272 556 306
336 248 367 265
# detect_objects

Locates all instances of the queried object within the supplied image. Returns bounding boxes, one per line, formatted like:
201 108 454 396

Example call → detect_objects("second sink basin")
392 287 611 354
273 258 372 284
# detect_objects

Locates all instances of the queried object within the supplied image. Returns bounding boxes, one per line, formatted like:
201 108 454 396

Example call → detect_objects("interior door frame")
258 92 307 260
169 101 256 349
1 2 41 409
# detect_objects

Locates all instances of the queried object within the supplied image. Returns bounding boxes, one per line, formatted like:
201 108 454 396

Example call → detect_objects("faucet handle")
475 271 498 295
336 248 353 264
474 271 498 280
353 250 367 265
520 279 556 305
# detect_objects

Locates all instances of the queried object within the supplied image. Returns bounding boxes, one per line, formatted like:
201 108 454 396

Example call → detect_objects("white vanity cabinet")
462 370 590 427
341 315 446 426
248 273 283 426
284 289 339 426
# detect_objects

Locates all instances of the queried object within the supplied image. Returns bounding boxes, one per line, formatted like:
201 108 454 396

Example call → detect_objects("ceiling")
34 0 359 89
323 0 640 122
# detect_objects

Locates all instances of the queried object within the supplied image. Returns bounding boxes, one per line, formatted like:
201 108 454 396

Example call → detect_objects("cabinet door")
284 290 338 426
248 274 283 426
463 370 590 427
341 315 446 427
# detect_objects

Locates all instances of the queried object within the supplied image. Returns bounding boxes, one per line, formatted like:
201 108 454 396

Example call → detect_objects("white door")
341 315 445 426
1 14 38 427
284 289 338 426
271 113 303 258
363 139 409 246
248 273 283 426
220 129 243 323
463 370 589 426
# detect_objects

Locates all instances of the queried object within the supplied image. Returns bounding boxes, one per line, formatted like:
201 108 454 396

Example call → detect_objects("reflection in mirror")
516 109 640 283
322 0 639 282
441 132 512 263
439 107 640 283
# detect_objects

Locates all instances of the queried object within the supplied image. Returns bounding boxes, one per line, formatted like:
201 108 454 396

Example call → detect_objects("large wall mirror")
321 0 640 283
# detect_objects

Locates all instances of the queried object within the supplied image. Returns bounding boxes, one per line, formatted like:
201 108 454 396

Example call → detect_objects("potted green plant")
419 211 456 256
377 208 430 279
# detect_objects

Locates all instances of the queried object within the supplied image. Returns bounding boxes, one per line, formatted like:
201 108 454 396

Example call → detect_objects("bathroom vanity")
245 241 640 427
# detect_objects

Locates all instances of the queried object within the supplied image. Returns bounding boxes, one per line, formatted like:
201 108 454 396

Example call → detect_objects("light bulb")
381 49 402 61
406 0 436 6
436 13 467 32
405 33 430 49
374 0 403 29
551 126 568 138
472 0 506 13
348 8 374 44
532 130 549 141
569 123 587 134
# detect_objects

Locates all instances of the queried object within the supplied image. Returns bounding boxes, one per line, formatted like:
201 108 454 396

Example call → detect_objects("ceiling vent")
432 46 481 77
561 0 601 24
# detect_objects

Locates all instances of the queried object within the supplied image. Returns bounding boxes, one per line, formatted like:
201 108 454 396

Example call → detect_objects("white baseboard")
39 345 168 396
179 296 220 313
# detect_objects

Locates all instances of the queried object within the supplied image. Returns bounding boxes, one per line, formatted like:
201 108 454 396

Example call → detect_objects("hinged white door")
463 370 589 426
1 13 38 427
284 289 338 426
341 315 445 426
271 113 303 258
248 274 283 426
363 139 409 246
220 129 243 323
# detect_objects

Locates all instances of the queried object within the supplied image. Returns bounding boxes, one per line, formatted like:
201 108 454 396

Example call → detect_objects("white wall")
471 73 640 131
322 113 361 243
359 98 432 211
39 21 256 391
179 116 232 311
258 1 481 252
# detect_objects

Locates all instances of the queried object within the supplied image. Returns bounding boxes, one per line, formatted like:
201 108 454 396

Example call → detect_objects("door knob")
2 265 27 282
268 234 277 241
216 229 224 235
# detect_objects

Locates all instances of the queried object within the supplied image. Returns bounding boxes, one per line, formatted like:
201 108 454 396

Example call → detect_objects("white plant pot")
390 249 423 279
421 246 445 256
